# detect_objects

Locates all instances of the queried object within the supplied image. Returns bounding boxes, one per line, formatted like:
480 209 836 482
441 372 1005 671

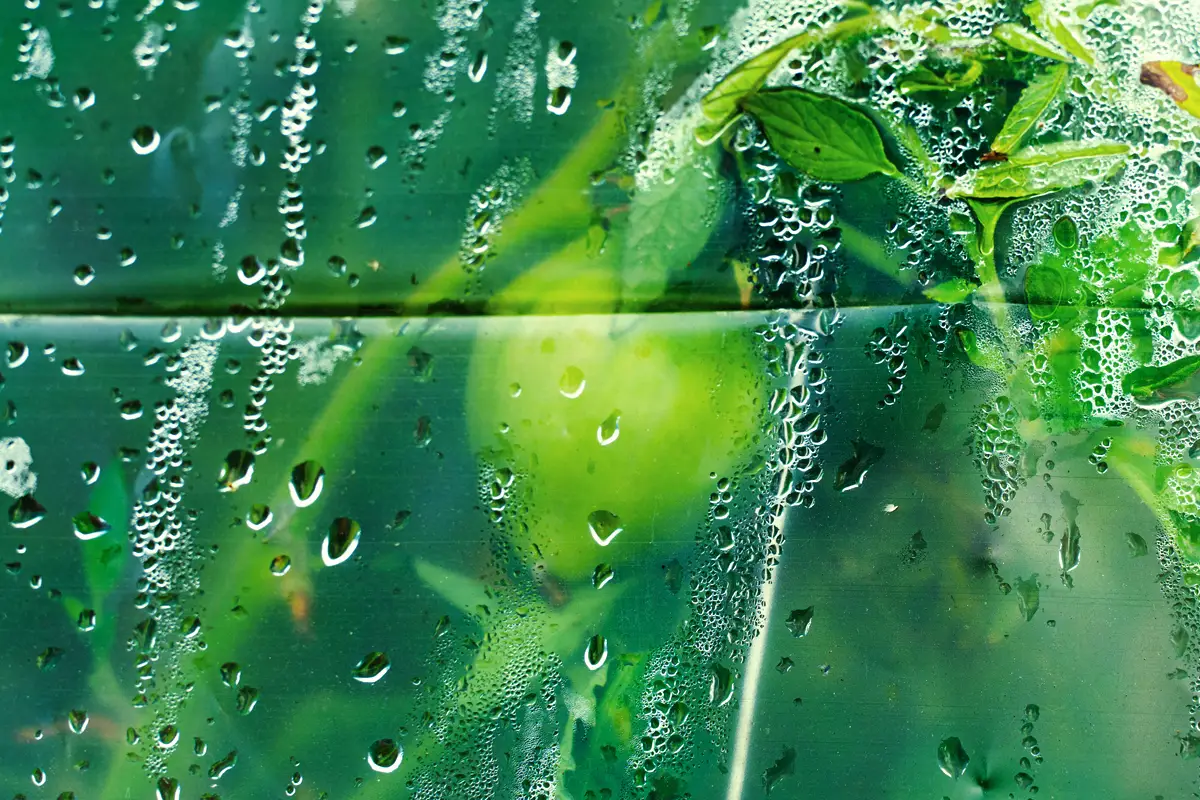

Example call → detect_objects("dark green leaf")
991 23 1072 62
924 277 979 304
622 149 722 303
948 141 1129 200
695 13 882 145
898 60 983 95
741 88 900 182
990 65 1069 155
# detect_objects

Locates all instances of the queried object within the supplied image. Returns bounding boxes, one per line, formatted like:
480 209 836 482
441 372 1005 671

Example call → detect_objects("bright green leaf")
898 59 983 95
621 147 722 305
412 557 494 619
948 140 1130 200
924 277 979 304
1024 0 1096 66
990 64 1069 155
741 88 900 182
1122 355 1200 404
991 23 1072 62
695 13 882 145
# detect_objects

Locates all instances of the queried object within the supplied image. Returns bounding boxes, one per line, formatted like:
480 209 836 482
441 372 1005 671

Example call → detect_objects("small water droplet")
80 462 100 484
77 609 96 632
367 738 403 773
559 366 586 398
547 86 572 115
592 563 614 589
289 461 325 507
269 554 291 576
352 651 391 683
209 750 237 780
7 341 29 368
73 265 95 286
587 510 623 546
220 662 242 687
584 634 608 670
61 357 85 376
119 400 142 419
36 646 64 671
597 410 620 445
383 36 410 55
785 606 814 638
322 517 361 566
468 50 488 82
155 776 181 800
366 145 387 170
246 504 272 531
235 686 259 715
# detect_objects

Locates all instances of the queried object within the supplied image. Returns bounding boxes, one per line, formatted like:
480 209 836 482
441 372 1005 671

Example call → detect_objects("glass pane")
2 1 1199 799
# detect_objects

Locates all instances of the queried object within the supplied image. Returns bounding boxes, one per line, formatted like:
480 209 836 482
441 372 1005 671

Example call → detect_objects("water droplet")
72 511 111 540
61 357 85 376
73 264 95 286
156 725 180 749
366 145 387 170
592 563 614 589
559 366 586 398
73 88 95 111
1052 215 1078 249
383 36 410 55
597 410 620 445
322 517 361 566
9 495 44 528
937 736 970 778
547 86 572 115
77 609 96 632
155 777 180 800
587 510 623 546
269 554 292 576
80 462 99 485
289 461 325 507
509 382 522 397
7 341 29 368
246 504 272 531
209 751 237 780
709 663 734 706
582 633 609 670
219 662 242 687
131 125 161 155
36 646 64 670
67 709 88 734
119 400 142 419
468 50 488 82
32 768 46 786
235 686 259 715
367 738 403 773
352 651 391 683
785 606 814 638
217 450 255 493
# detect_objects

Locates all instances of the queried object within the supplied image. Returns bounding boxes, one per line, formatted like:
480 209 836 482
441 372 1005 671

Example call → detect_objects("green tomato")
466 240 768 581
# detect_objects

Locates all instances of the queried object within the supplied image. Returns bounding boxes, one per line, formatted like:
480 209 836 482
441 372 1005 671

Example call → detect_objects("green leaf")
990 64 1069 155
948 140 1129 200
695 13 882 145
991 23 1072 62
621 147 722 305
898 59 983 95
1140 61 1200 120
1023 0 1096 66
81 458 131 607
924 277 979 304
412 558 495 618
740 88 900 182
1024 261 1077 320
1121 355 1200 403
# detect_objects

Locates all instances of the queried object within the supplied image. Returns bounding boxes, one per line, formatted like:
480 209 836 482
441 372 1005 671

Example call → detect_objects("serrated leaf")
1024 0 1096 66
948 140 1129 200
924 277 979 304
898 59 983 95
622 148 721 304
990 64 1069 155
991 23 1072 62
741 88 899 182
1140 61 1200 119
696 13 882 145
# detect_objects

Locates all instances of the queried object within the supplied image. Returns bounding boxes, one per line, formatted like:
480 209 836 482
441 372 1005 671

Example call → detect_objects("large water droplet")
937 736 970 778
587 510 623 546
289 460 325 507
322 517 361 566
367 738 403 773
269 554 291 576
10 494 45 528
352 651 391 683
67 709 88 734
584 634 608 670
131 125 161 155
73 511 111 540
559 366 586 398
